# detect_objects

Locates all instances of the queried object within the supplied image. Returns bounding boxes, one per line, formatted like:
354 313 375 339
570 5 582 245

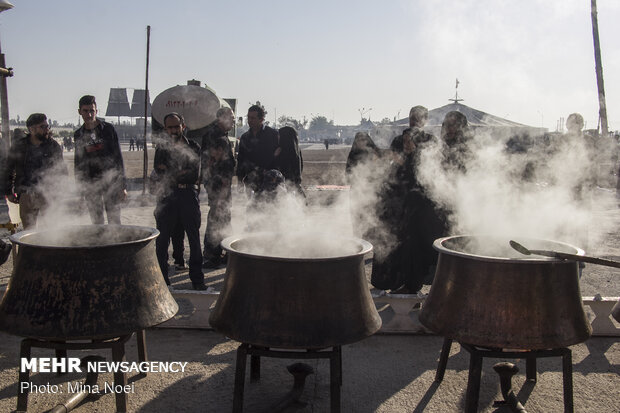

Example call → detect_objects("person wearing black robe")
371 125 448 294
274 126 305 198
370 128 418 292
440 111 473 172
345 132 382 239
345 132 381 176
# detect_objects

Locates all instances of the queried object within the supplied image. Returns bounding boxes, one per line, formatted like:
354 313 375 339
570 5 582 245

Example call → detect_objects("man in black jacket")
152 113 206 290
236 104 278 192
4 113 67 229
74 95 127 224
201 107 236 268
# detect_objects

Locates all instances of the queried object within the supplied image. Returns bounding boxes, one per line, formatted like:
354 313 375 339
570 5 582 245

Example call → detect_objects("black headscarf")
275 126 303 183
346 132 381 175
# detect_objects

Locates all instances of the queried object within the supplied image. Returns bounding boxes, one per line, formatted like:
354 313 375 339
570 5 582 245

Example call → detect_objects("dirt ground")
0 330 617 413
59 144 351 187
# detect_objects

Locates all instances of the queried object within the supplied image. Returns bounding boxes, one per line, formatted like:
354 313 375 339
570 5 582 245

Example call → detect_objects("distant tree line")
10 116 76 129
274 114 373 144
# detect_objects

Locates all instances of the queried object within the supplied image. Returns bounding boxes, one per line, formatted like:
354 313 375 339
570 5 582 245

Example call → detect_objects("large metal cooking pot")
0 225 178 340
209 232 381 349
419 235 592 350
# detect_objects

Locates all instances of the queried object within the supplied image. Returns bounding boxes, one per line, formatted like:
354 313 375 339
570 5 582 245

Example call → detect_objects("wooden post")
591 0 608 138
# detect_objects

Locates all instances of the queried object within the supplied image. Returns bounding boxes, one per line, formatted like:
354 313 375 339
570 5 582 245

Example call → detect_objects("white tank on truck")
151 80 234 143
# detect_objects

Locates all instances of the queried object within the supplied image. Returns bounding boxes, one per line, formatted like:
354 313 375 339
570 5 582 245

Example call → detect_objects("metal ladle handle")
510 240 620 269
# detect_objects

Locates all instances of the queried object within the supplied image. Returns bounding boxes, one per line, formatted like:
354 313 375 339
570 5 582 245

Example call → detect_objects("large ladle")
509 240 620 269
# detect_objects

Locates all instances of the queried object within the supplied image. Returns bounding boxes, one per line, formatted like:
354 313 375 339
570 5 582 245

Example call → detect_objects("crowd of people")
0 98 305 290
346 106 472 295
346 106 598 296
1 97 597 295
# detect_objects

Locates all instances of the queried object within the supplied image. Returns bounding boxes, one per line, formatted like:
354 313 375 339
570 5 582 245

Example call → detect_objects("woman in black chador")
370 125 448 294
274 126 305 197
345 132 382 238
345 132 381 175
440 110 473 172
370 128 418 293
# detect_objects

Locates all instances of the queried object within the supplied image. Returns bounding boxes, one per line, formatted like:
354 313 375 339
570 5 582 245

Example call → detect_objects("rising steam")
416 125 611 252
20 122 615 258
234 122 613 260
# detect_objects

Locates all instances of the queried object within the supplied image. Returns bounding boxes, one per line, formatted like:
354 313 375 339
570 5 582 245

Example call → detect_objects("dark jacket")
4 134 66 196
390 127 434 154
200 120 235 188
152 135 201 198
74 119 126 190
236 125 279 187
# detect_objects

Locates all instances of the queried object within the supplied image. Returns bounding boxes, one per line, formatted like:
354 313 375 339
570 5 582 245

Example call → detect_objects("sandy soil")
0 330 617 413
60 145 351 186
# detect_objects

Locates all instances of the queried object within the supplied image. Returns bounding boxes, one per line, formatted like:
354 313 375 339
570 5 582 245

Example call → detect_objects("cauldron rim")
433 234 585 264
9 224 159 249
221 232 373 262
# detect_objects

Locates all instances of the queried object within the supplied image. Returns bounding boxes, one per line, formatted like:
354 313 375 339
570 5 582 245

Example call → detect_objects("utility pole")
142 25 150 196
0 0 13 152
590 0 618 192
0 1 14 227
591 0 608 138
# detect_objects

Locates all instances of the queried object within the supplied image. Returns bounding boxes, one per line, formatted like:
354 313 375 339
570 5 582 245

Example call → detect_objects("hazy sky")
1 0 618 131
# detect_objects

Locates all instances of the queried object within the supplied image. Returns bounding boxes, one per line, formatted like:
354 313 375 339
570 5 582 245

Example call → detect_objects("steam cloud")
231 153 395 259
233 122 614 259
20 124 617 258
24 157 122 245
415 126 613 252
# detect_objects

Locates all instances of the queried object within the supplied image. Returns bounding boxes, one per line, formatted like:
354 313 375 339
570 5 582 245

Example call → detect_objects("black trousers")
203 189 232 260
171 222 185 264
403 200 446 292
155 189 203 285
